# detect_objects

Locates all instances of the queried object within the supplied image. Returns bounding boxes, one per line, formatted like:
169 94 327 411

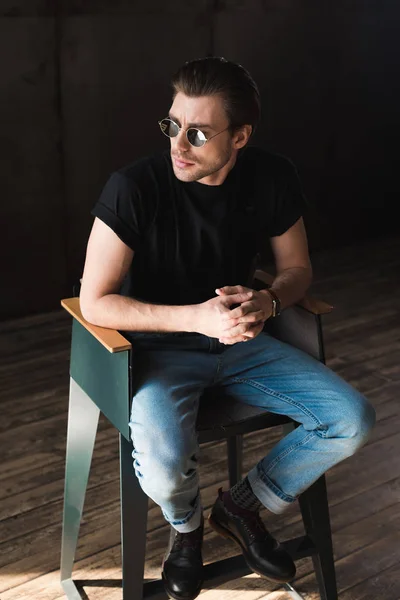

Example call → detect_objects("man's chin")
172 164 201 182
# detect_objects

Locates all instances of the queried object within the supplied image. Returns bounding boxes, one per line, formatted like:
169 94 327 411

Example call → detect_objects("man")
80 57 375 600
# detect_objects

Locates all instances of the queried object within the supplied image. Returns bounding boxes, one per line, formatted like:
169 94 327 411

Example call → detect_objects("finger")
216 285 250 296
243 322 265 336
222 292 253 309
224 300 252 319
222 300 257 320
221 310 265 329
219 332 247 344
219 334 252 344
220 321 264 343
222 301 264 320
220 322 254 338
219 325 244 340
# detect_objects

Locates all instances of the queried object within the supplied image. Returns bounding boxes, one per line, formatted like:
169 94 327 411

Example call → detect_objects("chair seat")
197 388 292 443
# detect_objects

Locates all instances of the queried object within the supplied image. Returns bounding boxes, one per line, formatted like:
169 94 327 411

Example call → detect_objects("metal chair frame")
60 270 337 600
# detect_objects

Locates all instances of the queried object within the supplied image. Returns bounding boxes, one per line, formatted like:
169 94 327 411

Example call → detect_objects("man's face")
168 92 236 185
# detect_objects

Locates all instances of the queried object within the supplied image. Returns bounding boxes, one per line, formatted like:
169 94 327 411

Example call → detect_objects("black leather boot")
209 488 295 583
162 516 204 600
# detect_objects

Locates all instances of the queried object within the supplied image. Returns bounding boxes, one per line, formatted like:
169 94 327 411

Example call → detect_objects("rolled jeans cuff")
248 465 296 515
164 495 202 533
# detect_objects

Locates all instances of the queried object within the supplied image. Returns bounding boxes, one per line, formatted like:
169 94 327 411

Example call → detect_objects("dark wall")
2 1 399 320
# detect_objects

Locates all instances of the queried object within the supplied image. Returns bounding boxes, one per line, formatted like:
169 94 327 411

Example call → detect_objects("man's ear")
233 124 252 149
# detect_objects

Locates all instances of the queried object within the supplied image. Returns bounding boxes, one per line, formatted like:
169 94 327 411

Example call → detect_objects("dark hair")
171 56 261 134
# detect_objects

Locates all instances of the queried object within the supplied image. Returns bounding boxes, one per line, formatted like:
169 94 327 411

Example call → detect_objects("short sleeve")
91 171 153 251
267 160 308 237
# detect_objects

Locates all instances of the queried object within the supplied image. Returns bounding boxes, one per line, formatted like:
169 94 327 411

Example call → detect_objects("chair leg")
60 377 100 597
298 476 338 600
227 435 243 487
120 434 149 600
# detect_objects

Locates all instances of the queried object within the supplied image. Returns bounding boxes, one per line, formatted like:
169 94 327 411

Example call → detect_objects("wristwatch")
265 288 281 318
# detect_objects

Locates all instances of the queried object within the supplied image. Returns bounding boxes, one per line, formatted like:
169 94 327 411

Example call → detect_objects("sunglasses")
158 117 230 148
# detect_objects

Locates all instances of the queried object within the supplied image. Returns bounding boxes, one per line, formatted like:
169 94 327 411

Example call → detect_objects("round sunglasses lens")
160 119 179 138
187 128 207 147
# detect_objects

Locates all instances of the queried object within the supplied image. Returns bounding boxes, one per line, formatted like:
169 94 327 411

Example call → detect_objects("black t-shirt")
91 146 306 306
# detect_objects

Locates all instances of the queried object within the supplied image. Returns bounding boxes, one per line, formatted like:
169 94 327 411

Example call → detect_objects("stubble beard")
171 144 233 183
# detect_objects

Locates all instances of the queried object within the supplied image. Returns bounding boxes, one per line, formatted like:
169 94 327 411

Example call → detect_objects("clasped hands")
195 284 273 345
216 285 273 344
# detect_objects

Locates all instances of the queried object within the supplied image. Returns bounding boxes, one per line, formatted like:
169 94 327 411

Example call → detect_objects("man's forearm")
81 293 196 333
260 266 312 312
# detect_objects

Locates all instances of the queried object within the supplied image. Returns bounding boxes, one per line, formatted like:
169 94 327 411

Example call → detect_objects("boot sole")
208 513 295 584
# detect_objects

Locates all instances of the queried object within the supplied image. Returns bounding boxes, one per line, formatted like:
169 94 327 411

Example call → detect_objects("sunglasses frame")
158 117 230 148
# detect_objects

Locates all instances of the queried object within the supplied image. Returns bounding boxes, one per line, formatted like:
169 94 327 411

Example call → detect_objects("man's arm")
81 218 260 336
80 218 195 332
261 215 313 309
216 216 313 344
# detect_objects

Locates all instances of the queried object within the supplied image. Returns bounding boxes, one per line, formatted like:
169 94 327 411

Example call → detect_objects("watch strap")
265 288 281 317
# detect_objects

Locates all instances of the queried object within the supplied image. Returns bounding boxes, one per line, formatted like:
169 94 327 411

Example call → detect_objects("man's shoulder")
241 145 297 176
114 150 171 189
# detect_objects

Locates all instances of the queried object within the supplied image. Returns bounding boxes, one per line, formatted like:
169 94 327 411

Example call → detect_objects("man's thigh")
129 340 220 455
218 332 369 431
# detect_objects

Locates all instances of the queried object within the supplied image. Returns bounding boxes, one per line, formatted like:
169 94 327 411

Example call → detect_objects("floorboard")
0 233 399 599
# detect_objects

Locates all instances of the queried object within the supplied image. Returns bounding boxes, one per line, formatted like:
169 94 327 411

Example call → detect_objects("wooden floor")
1 233 399 600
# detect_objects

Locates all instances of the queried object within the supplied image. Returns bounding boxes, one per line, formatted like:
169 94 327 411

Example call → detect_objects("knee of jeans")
139 461 196 505
134 449 198 505
337 395 376 456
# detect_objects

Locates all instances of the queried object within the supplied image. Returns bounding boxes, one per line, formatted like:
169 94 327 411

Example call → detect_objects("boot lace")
173 525 203 551
242 511 275 544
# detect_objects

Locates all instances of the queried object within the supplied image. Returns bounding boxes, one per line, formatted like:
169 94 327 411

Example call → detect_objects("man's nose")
173 129 191 152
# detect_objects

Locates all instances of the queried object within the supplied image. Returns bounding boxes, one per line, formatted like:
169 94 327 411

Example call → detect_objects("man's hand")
192 290 255 340
215 285 273 345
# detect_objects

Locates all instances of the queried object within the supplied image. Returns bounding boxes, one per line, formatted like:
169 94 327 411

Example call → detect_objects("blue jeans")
128 331 375 533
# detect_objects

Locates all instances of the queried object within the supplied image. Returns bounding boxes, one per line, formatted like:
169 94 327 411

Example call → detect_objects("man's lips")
173 156 195 168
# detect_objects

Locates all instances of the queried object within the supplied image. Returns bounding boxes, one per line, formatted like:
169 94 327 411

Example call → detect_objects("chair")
60 268 337 600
